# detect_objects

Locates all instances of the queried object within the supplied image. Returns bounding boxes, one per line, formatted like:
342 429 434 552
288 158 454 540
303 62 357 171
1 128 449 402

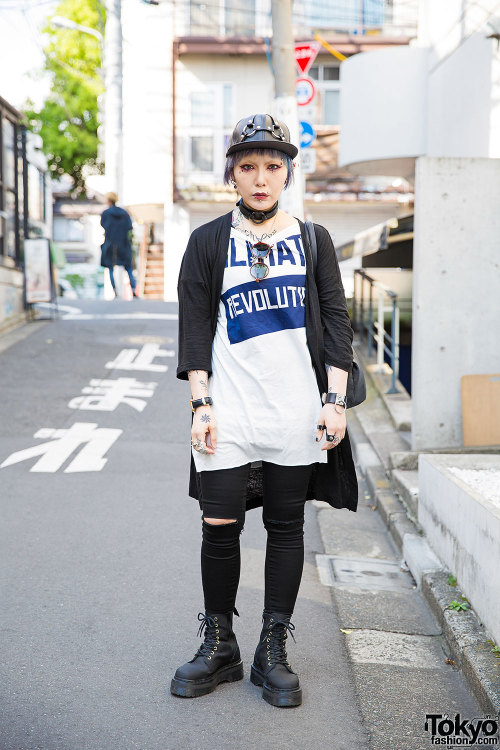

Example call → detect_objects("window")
306 64 341 126
324 91 340 126
191 136 213 172
181 83 234 182
294 0 385 33
53 217 85 243
188 0 257 37
2 118 17 259
190 92 215 127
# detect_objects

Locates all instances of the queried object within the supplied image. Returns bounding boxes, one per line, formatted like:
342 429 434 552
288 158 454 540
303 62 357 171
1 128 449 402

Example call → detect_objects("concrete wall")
0 266 25 334
418 453 500 646
412 156 500 450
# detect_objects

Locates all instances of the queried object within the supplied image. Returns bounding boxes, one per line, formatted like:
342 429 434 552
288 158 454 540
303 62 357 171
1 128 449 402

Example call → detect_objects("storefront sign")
24 238 52 303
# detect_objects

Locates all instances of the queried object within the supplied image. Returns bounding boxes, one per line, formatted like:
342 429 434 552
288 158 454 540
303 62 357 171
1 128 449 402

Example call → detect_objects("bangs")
224 148 294 189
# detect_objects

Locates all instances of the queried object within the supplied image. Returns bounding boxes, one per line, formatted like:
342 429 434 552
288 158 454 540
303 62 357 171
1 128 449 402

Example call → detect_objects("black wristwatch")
190 396 213 412
322 392 347 410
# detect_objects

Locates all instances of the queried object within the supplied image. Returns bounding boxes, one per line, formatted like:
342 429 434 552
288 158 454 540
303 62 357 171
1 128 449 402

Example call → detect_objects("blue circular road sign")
299 120 316 149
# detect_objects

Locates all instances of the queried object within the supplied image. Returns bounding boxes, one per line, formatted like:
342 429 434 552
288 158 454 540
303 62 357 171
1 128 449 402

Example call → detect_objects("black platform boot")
170 608 243 698
250 610 302 707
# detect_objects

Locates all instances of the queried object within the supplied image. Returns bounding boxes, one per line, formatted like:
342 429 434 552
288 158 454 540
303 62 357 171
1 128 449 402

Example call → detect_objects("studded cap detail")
226 113 298 159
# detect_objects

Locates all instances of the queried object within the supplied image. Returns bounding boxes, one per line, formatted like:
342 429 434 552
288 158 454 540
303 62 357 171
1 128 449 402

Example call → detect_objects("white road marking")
61 313 178 320
35 303 83 314
105 343 173 372
0 422 122 473
68 377 158 412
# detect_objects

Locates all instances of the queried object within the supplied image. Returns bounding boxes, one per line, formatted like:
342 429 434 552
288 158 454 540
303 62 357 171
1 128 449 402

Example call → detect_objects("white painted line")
35 303 83 314
61 313 178 320
343 629 445 669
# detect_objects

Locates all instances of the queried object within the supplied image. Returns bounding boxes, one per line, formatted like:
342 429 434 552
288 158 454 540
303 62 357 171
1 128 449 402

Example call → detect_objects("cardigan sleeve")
315 224 353 372
176 230 214 381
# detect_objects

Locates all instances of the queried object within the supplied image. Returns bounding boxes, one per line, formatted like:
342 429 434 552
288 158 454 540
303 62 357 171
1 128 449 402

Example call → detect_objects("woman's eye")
268 164 281 171
240 165 253 171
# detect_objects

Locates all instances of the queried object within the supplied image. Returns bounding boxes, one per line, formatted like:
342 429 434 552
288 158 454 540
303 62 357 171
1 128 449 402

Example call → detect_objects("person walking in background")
171 113 358 708
100 192 139 298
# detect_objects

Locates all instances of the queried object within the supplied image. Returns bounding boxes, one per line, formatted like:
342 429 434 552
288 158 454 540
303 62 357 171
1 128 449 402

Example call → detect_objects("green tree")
24 0 105 196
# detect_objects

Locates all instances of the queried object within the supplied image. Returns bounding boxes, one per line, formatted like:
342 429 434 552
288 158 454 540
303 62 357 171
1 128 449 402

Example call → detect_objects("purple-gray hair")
223 148 294 189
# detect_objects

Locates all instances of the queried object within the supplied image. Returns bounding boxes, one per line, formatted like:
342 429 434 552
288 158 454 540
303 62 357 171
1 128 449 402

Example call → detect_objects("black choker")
237 198 279 225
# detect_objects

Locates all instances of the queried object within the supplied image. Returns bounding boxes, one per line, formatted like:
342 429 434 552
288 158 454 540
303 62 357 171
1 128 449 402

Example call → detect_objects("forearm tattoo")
188 369 209 397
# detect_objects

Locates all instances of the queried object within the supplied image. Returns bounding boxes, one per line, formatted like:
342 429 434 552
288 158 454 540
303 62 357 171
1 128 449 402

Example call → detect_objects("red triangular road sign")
294 42 320 76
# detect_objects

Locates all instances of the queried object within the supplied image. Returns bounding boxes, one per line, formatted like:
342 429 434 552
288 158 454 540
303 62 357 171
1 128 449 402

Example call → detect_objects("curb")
346 361 500 715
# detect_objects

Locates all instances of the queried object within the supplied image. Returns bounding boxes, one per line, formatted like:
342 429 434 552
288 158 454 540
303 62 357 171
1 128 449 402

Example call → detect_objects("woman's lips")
253 193 269 201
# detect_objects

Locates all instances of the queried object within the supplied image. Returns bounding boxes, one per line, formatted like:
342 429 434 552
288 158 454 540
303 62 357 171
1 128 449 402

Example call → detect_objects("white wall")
121 2 173 207
412 156 500 450
338 46 428 176
426 33 496 158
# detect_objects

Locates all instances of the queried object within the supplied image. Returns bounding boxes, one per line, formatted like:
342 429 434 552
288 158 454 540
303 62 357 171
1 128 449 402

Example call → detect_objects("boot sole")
170 659 244 698
250 664 302 707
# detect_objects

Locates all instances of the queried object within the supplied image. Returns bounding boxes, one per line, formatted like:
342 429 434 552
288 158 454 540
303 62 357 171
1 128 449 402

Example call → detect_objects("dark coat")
176 211 359 513
100 205 133 268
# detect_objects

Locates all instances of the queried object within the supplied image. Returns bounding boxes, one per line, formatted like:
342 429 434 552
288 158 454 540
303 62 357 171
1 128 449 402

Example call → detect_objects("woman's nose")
255 169 267 186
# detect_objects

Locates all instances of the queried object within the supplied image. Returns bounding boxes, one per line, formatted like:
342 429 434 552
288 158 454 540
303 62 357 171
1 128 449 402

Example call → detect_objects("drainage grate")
316 554 416 591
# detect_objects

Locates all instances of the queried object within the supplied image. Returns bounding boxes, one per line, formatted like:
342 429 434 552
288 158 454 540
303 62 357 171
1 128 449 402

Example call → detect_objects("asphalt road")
0 299 370 750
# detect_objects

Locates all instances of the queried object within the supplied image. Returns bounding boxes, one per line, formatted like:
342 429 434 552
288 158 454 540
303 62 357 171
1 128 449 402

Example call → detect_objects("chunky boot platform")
250 610 302 707
170 608 243 698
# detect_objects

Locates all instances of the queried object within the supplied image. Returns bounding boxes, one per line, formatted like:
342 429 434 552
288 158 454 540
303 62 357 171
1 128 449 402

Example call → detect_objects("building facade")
0 96 51 333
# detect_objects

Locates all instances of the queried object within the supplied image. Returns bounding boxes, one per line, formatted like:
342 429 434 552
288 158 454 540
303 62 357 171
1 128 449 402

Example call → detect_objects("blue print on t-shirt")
221 274 306 345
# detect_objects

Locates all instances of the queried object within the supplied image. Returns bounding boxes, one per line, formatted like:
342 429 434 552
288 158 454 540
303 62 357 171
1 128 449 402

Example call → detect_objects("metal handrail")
352 269 401 394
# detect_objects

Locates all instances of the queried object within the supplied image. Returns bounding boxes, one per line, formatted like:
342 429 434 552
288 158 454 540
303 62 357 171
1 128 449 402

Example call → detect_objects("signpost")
300 149 316 174
299 120 316 149
294 42 320 76
296 77 316 107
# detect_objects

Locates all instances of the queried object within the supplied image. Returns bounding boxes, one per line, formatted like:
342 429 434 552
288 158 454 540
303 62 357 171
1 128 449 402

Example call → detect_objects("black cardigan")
176 211 359 513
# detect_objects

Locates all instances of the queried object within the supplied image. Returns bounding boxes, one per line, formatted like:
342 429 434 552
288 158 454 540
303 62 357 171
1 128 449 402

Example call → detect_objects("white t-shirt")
192 220 328 472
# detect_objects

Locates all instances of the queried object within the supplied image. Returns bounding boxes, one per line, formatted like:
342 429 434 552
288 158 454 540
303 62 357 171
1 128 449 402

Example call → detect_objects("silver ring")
326 434 340 443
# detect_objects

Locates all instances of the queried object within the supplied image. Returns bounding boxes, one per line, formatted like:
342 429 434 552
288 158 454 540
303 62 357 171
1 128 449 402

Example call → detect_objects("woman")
100 192 139 298
172 114 358 708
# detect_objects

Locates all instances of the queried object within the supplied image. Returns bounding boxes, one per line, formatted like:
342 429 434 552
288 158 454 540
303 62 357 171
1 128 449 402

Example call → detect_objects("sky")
0 0 56 110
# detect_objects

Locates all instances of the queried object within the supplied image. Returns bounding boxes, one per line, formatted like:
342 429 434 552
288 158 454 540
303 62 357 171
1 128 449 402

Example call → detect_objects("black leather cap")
226 113 298 159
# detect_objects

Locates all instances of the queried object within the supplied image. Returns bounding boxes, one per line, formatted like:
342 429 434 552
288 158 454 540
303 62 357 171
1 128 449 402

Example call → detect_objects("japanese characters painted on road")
0 423 122 473
294 42 320 76
68 377 158 412
296 77 316 107
299 120 316 149
105 342 174 372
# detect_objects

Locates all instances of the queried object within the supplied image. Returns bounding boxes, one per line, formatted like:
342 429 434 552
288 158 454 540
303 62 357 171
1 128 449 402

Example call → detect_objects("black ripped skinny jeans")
199 461 314 615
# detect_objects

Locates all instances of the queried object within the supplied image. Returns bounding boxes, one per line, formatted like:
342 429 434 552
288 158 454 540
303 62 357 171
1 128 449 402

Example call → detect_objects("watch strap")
190 396 213 412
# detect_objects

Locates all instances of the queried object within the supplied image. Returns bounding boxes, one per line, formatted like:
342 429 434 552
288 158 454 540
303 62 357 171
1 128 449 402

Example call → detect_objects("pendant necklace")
232 206 279 243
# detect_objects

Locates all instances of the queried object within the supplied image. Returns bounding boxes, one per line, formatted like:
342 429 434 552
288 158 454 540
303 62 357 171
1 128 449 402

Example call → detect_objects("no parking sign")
296 77 316 107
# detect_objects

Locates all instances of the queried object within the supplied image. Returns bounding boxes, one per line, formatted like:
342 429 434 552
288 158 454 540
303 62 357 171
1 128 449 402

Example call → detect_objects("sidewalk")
312 338 500 748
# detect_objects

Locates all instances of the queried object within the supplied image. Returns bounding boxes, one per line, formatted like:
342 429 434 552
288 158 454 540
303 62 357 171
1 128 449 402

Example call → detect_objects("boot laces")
259 618 296 667
194 612 221 659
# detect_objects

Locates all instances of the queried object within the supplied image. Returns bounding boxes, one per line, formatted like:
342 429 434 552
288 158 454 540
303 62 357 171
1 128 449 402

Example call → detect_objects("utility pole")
104 0 123 198
271 0 304 219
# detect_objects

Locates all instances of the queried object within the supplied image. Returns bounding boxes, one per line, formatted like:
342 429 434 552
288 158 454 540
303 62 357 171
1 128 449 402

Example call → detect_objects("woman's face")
232 152 288 211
